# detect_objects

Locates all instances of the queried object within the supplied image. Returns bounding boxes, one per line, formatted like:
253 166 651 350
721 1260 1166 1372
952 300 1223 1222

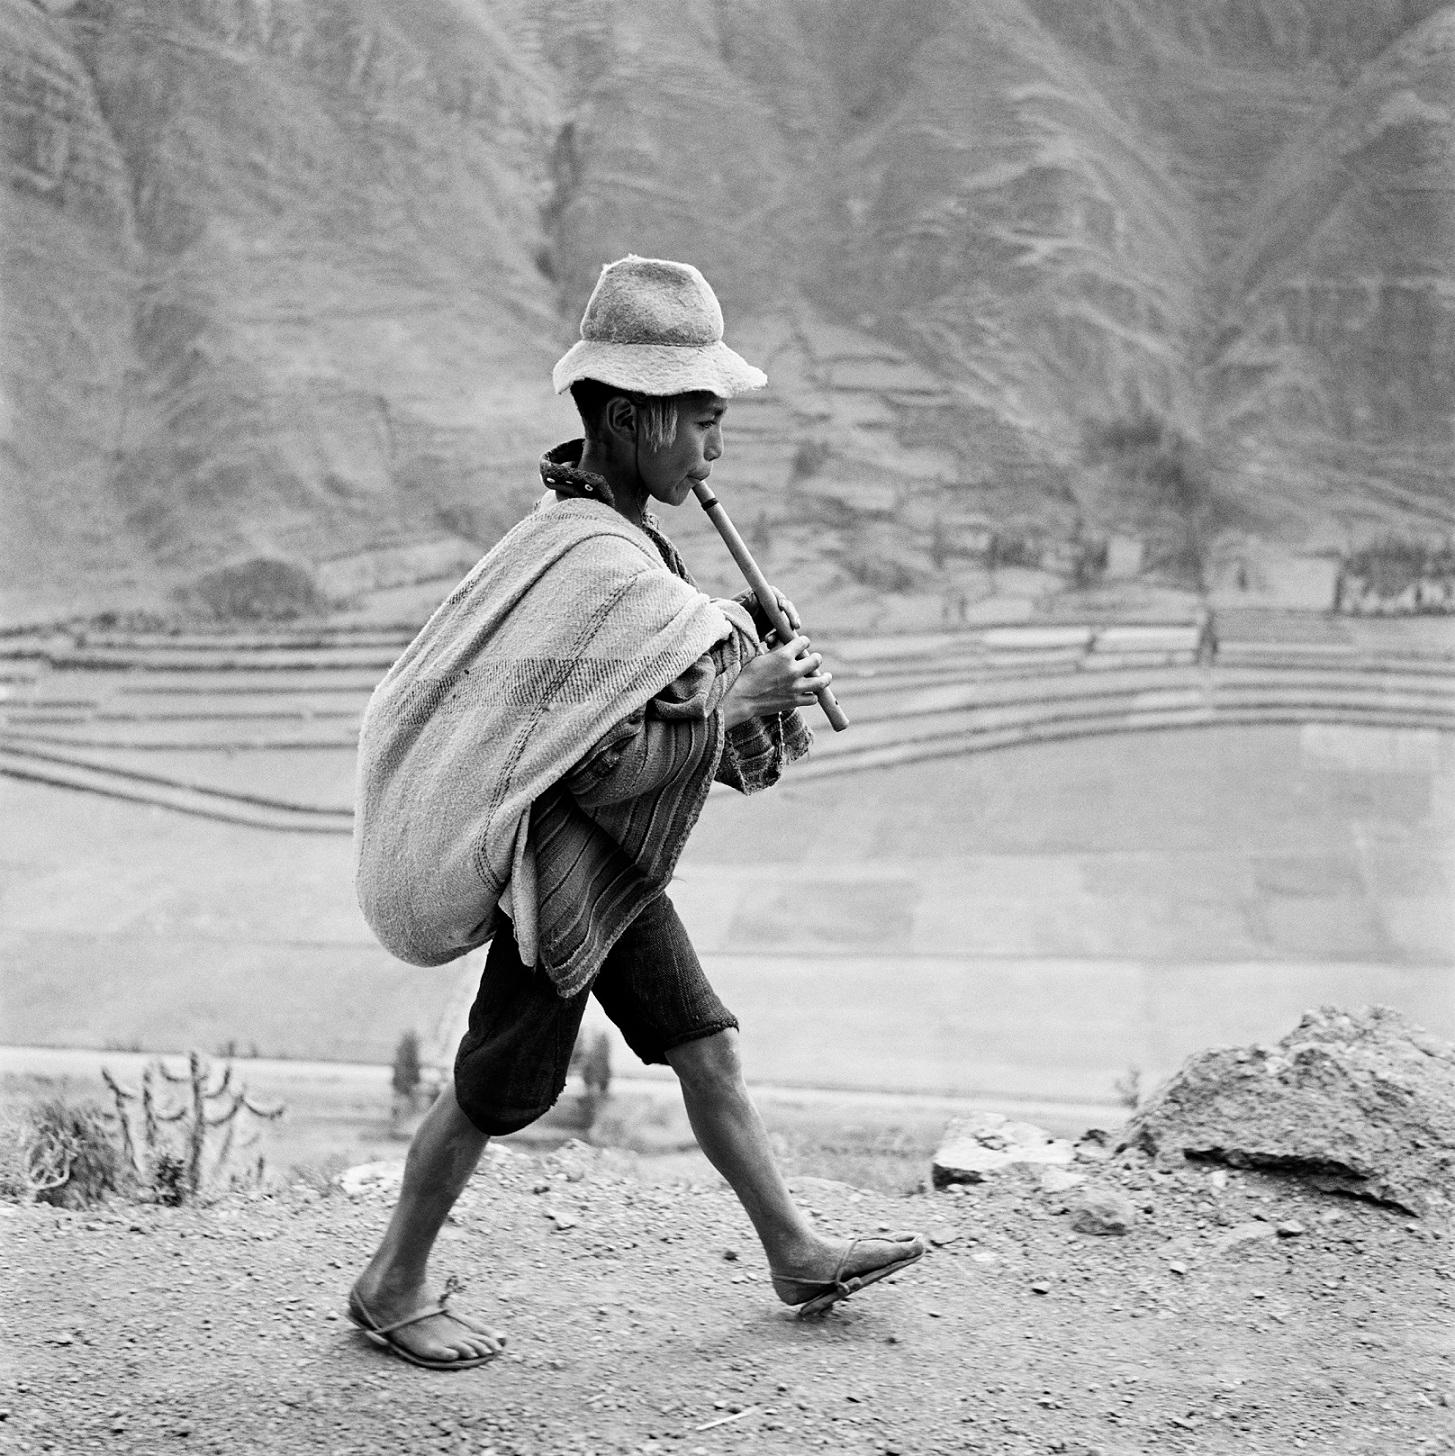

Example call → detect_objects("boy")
347 256 926 1369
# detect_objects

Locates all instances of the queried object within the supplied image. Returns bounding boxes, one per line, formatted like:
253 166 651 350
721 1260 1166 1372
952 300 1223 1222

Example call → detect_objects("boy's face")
638 392 728 508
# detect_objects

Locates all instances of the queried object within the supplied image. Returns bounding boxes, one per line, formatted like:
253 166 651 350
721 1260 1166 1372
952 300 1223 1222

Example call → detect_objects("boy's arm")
563 641 734 809
564 618 809 808
565 693 802 808
564 700 715 809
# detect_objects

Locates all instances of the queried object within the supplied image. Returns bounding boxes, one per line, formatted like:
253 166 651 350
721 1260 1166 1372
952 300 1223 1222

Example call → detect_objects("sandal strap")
828 1239 865 1293
365 1300 449 1338
776 1232 923 1297
829 1233 919 1292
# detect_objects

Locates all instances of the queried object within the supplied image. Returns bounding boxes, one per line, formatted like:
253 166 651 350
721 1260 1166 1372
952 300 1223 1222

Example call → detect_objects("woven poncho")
353 492 785 995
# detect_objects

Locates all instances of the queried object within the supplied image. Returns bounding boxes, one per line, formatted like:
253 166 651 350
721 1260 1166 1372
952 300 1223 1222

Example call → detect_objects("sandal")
772 1232 929 1318
346 1286 502 1371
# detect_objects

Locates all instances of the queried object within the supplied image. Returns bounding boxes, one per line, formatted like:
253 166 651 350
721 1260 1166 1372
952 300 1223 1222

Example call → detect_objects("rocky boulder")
1119 1005 1455 1218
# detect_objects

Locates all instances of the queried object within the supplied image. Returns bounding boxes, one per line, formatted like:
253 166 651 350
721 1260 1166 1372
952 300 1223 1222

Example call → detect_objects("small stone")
1275 1221 1305 1238
1211 1222 1275 1255
928 1227 961 1246
1069 1186 1136 1236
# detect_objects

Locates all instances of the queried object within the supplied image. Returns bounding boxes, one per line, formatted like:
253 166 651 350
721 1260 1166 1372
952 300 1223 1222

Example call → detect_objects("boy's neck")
576 437 650 526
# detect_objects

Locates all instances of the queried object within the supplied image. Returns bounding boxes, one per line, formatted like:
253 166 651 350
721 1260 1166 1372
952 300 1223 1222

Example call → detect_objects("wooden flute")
691 480 850 732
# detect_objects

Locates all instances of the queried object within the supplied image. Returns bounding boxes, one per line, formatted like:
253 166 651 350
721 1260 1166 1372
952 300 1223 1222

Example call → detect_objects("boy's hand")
748 586 801 645
723 633 830 728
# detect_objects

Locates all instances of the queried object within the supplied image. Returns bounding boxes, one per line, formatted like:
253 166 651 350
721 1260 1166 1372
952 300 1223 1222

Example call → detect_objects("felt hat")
551 255 767 398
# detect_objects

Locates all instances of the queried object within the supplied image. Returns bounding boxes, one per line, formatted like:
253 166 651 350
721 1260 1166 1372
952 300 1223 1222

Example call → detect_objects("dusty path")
5 1140 1453 1456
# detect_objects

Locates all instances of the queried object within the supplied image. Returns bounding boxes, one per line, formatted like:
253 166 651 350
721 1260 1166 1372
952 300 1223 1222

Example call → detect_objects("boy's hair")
569 379 679 452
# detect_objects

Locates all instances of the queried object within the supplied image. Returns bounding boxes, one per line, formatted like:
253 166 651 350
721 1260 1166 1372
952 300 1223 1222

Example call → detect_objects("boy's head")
568 378 685 451
552 255 766 409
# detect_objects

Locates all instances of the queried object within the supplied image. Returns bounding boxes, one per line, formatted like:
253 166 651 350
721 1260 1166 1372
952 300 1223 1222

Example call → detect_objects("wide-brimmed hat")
551 255 767 399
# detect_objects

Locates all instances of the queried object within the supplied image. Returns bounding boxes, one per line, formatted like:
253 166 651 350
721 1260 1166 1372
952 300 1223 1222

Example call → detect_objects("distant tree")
1081 413 1233 592
928 517 950 571
789 438 829 482
391 1030 422 1107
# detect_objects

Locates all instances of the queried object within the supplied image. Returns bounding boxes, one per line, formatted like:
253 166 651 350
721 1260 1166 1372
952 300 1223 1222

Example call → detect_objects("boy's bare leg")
666 1029 924 1298
350 1087 505 1361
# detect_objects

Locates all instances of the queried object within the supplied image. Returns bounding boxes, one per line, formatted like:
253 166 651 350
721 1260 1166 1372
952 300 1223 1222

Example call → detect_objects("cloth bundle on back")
353 487 800 996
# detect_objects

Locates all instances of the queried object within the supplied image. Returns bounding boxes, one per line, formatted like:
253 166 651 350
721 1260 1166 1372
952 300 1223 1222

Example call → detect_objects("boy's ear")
603 394 637 441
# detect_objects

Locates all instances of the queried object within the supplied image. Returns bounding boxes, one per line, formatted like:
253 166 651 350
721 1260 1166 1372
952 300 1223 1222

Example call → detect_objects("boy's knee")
667 1027 745 1090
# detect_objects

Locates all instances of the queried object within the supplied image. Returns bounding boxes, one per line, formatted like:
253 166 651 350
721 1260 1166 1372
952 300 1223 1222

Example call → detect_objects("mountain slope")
1 0 1451 619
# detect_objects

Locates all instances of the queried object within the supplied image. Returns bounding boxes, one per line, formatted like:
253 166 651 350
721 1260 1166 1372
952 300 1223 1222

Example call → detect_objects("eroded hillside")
1 0 1452 619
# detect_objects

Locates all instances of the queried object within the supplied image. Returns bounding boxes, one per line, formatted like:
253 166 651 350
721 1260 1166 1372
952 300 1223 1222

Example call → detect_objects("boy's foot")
347 1279 505 1370
770 1231 929 1317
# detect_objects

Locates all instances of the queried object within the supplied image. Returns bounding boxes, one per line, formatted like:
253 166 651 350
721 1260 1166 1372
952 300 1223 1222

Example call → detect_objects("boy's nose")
705 425 723 461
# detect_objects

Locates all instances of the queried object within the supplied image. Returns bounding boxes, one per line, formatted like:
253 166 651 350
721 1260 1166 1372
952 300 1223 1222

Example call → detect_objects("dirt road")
5 1138 1453 1455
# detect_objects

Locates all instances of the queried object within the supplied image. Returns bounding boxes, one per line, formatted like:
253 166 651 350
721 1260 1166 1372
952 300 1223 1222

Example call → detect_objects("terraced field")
2 610 1451 1105
3 611 1453 828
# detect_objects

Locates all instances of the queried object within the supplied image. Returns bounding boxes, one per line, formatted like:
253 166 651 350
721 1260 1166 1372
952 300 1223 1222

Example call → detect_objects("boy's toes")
426 1313 505 1361
841 1231 927 1281
442 1308 507 1350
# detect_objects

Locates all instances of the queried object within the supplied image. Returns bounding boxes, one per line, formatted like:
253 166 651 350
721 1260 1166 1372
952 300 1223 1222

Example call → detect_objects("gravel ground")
4 1140 1454 1456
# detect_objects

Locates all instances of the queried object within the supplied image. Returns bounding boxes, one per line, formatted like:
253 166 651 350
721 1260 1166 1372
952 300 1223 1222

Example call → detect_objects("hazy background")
2 0 1453 1134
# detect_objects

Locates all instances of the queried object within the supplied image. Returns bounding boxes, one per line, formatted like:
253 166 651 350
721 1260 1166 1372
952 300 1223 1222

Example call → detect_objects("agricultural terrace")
2 609 1452 1115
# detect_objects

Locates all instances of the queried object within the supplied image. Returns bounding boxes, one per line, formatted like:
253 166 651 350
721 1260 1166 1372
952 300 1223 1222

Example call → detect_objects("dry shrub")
17 1098 131 1208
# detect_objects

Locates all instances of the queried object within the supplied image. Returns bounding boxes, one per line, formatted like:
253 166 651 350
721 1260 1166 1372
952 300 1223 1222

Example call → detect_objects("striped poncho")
353 484 808 996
